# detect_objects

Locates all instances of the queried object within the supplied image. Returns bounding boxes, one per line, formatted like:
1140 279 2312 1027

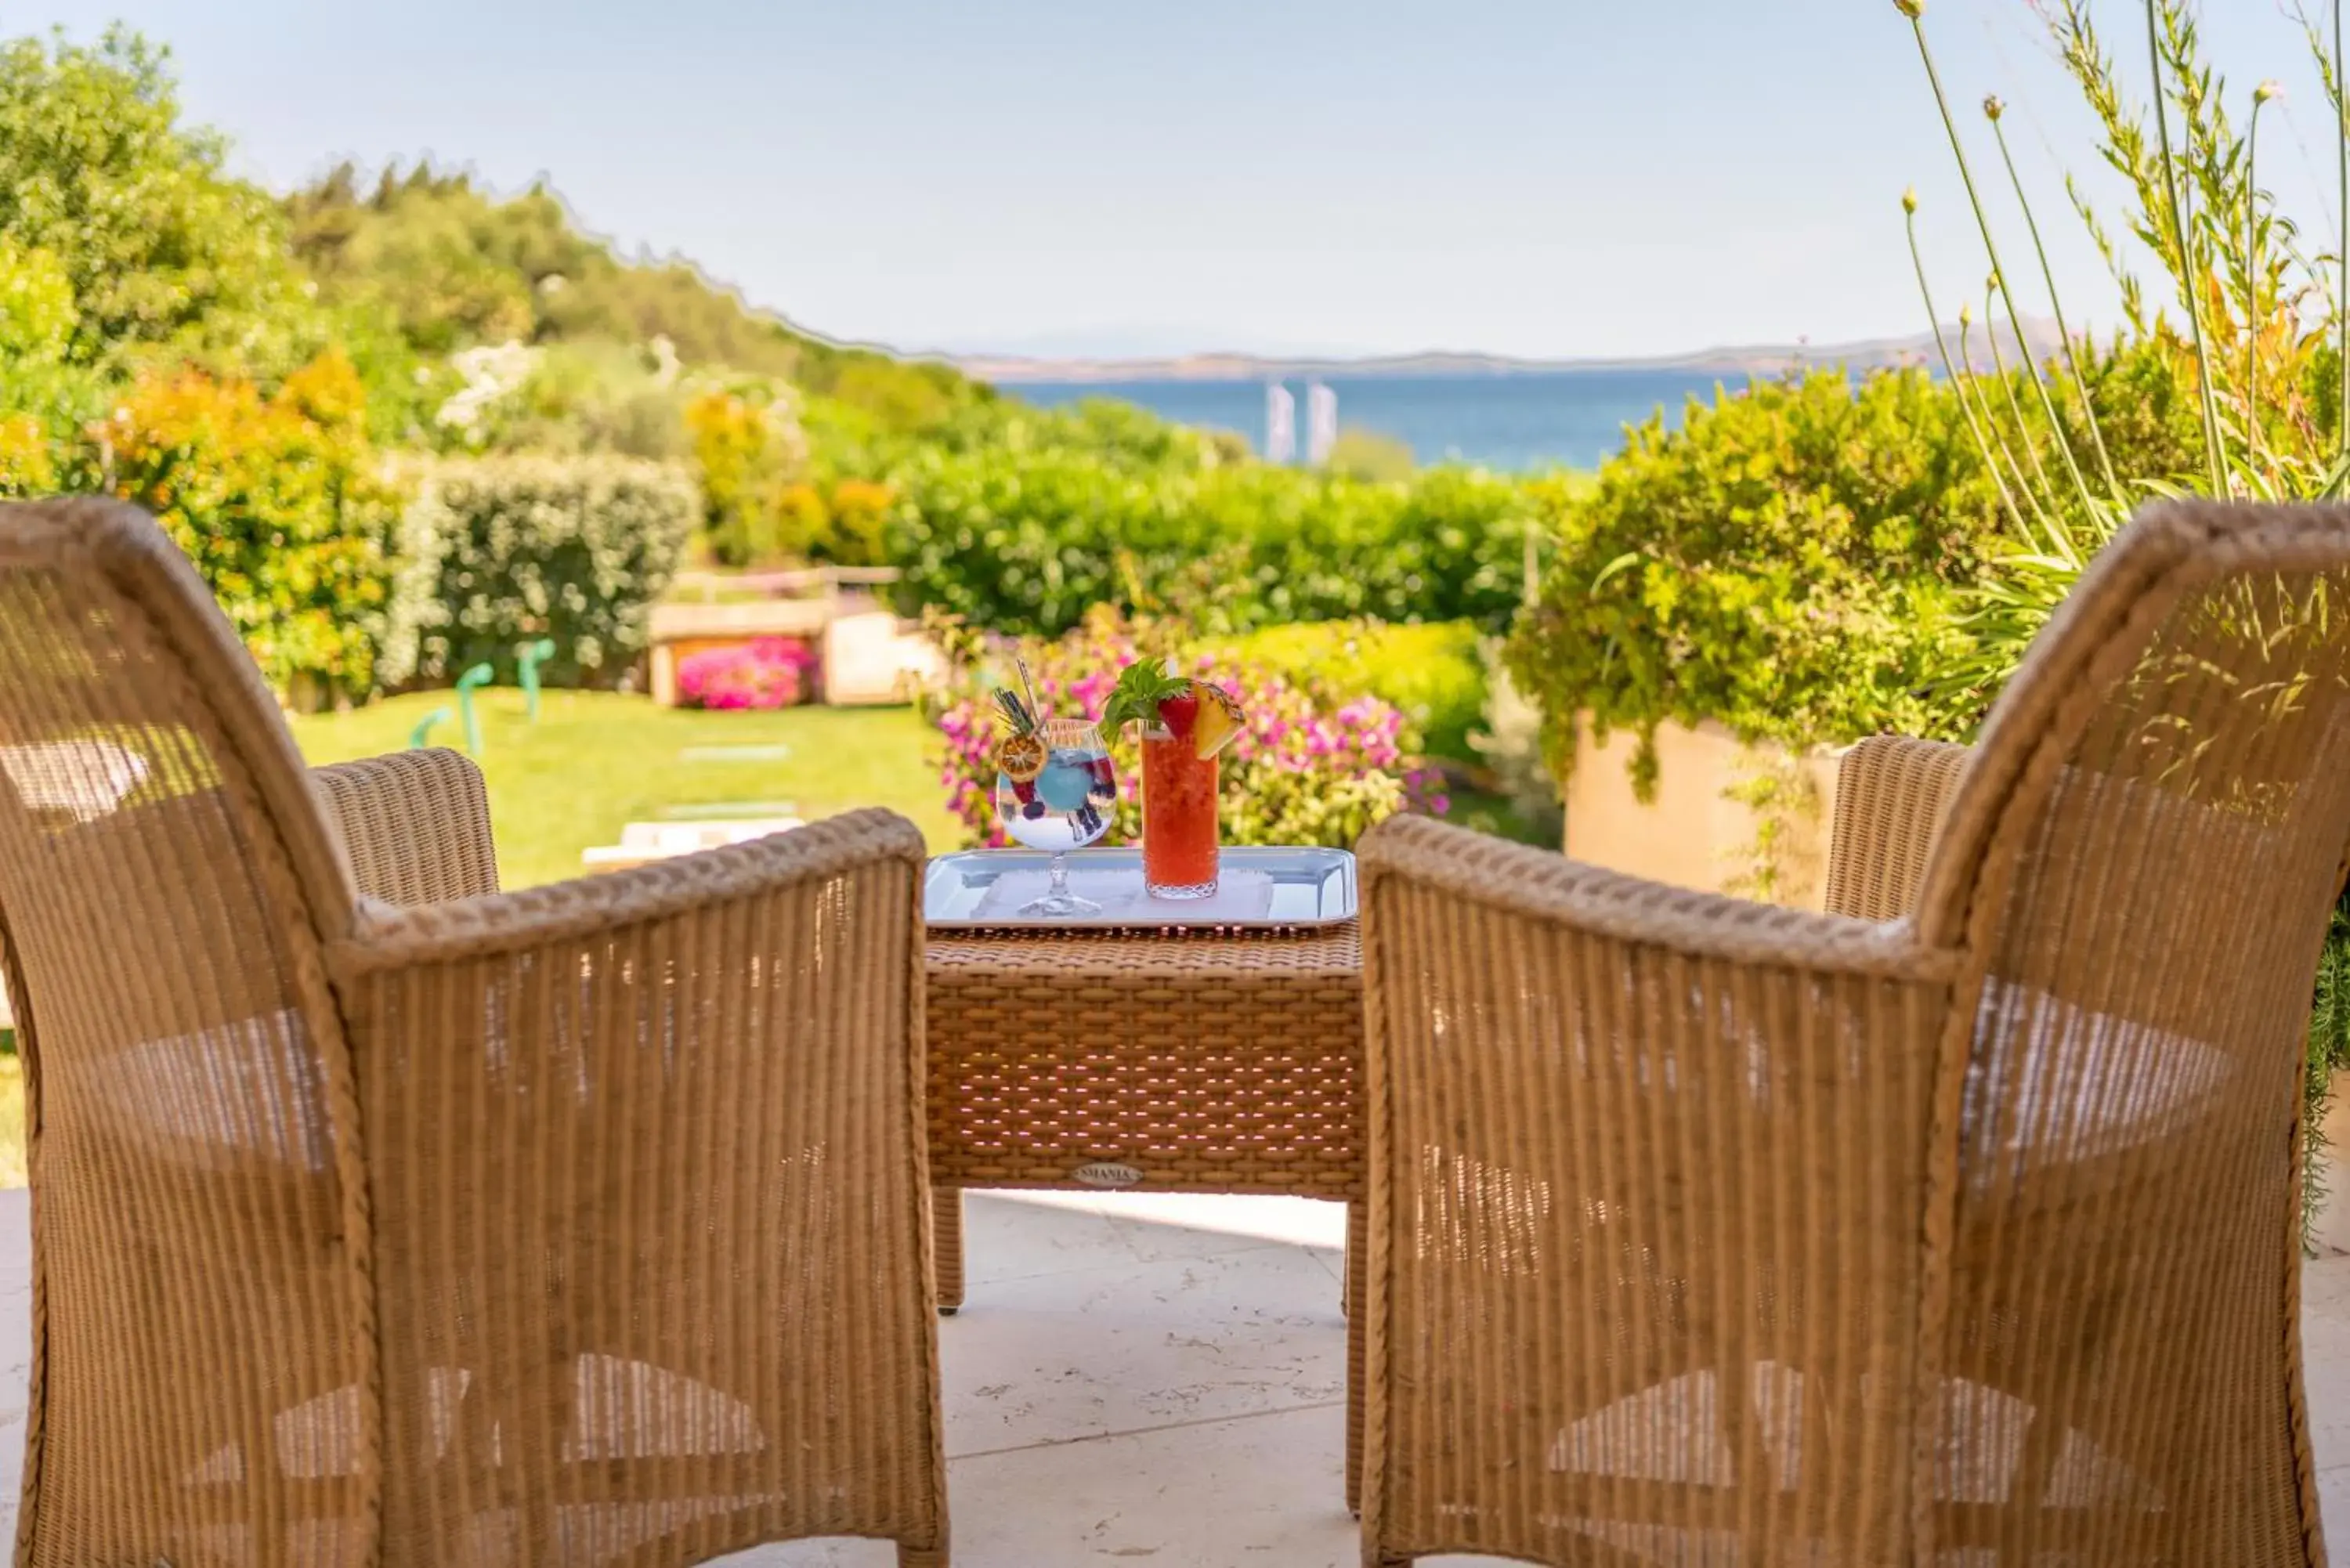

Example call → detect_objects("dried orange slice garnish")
997 732 1048 782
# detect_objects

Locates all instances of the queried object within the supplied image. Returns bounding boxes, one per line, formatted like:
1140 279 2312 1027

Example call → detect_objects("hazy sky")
10 0 2339 359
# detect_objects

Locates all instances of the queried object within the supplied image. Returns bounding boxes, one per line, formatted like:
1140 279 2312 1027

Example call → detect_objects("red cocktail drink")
1102 661 1242 901
1141 725 1220 898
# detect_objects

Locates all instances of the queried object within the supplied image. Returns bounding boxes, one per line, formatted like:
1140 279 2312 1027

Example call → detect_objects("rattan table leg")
897 1545 945 1566
1346 1200 1366 1517
935 1187 965 1315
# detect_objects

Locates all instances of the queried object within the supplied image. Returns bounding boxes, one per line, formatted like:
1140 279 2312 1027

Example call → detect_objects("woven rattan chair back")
1907 500 2350 1563
1358 499 2348 1567
0 499 947 1568
0 500 371 1565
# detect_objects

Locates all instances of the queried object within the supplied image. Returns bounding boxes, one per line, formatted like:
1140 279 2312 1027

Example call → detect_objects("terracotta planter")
1563 714 1843 911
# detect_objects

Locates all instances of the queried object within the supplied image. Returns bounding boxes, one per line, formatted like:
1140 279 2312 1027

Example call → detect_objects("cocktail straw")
1014 654 1044 725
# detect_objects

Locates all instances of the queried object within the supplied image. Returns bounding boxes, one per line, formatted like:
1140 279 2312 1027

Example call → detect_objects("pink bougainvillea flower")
677 637 817 710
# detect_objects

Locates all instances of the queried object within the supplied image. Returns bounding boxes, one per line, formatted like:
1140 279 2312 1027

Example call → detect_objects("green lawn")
291 691 961 888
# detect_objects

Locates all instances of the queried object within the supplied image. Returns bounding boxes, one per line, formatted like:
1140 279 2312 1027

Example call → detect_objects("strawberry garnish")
1101 658 1190 733
1157 688 1199 740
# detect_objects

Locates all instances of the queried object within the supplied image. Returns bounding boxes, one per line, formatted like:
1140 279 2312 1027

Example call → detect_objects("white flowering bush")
389 454 696 688
435 339 541 439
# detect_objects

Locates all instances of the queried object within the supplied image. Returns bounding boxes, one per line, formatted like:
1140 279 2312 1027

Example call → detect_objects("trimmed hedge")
881 447 1543 638
389 454 696 688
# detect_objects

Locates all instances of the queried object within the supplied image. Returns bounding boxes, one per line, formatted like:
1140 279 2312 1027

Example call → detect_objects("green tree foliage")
472 341 696 461
0 240 71 362
1223 463 1530 627
1506 367 2005 796
684 385 805 564
0 257 63 497
283 157 1002 523
0 27 316 376
289 165 573 357
803 354 970 428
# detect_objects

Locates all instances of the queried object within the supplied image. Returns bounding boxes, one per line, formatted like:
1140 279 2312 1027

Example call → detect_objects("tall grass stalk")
1900 7 2099 514
1959 309 2059 547
2248 82 2280 460
1907 197 2030 539
2145 0 2229 493
1979 275 2059 500
1985 99 2123 500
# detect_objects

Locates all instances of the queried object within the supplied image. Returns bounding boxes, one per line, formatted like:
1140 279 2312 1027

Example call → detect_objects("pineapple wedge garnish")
1191 682 1244 759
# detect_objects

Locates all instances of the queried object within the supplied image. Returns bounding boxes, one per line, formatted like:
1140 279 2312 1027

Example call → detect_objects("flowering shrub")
1216 619 1487 766
932 609 1446 850
677 637 817 710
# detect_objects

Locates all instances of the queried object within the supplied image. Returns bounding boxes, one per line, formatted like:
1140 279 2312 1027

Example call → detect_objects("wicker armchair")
1357 499 2347 1567
0 499 948 1567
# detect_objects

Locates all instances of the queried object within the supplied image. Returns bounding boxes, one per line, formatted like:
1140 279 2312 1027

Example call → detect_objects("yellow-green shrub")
1507 367 2002 795
1216 620 1486 764
107 349 397 695
0 415 52 497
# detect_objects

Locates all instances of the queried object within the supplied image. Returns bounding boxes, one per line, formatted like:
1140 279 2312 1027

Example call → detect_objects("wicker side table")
924 921 1366 1509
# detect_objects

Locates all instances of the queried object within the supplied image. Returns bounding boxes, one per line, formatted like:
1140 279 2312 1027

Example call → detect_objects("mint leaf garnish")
1100 659 1189 732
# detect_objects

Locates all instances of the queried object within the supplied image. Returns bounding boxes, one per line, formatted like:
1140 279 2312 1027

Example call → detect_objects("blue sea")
1004 367 1762 473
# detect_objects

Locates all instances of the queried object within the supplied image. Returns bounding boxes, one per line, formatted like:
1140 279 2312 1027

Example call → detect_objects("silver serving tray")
925 847 1357 930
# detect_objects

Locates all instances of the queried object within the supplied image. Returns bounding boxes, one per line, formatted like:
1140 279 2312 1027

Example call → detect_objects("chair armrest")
1360 814 1949 983
326 807 919 977
1822 734 1971 922
310 748 500 905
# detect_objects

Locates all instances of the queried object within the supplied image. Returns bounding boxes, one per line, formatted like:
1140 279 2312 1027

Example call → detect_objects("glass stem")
1048 852 1070 899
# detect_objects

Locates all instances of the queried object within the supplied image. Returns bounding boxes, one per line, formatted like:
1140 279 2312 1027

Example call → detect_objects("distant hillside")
952 320 2065 385
287 161 989 408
